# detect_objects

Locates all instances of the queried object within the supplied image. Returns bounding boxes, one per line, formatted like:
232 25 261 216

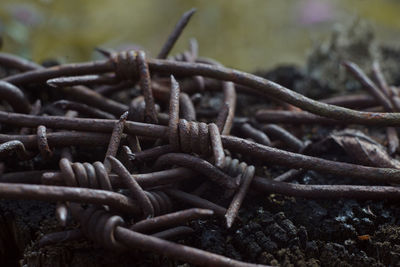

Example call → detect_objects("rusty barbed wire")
3 7 400 266
345 60 400 155
0 81 31 114
0 140 33 160
52 100 116 119
222 156 255 228
36 125 53 159
69 204 264 266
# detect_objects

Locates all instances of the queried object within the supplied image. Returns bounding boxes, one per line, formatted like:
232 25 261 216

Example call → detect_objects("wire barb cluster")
59 158 113 190
168 75 225 168
2 7 400 267
111 50 139 81
77 205 125 250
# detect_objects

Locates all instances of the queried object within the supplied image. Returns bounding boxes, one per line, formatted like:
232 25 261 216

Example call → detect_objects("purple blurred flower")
298 0 335 25
8 4 42 27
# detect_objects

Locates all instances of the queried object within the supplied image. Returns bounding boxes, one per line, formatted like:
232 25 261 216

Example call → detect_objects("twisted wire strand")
78 205 125 250
168 76 225 167
111 50 138 81
221 156 255 228
59 158 113 191
127 96 161 123
60 157 176 217
108 156 155 218
111 50 158 123
222 156 247 177
145 190 174 216
77 198 172 249
190 155 247 196
74 204 260 266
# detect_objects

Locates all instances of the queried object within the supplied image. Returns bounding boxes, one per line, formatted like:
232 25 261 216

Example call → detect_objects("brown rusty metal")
130 208 213 233
108 156 154 218
104 112 128 171
344 61 393 111
0 52 43 71
137 51 158 124
37 125 53 159
273 169 305 182
0 131 113 149
0 81 31 114
151 226 194 240
53 100 116 119
222 136 400 184
20 99 42 135
157 8 197 59
145 190 174 216
128 144 175 162
42 165 195 190
38 229 83 247
0 170 47 184
154 153 239 190
47 74 118 87
0 111 167 137
59 158 113 191
4 13 400 266
0 140 33 160
167 76 227 166
0 182 140 213
256 110 341 125
71 205 264 266
320 93 377 109
8 55 400 126
208 123 225 169
224 159 255 228
179 92 196 121
369 61 400 154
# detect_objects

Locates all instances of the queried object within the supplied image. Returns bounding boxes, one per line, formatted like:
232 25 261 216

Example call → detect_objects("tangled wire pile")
2 8 400 266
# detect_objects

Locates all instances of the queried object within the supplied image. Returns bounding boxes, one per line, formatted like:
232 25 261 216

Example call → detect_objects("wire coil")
145 190 174 216
111 50 139 81
79 206 125 250
59 158 113 191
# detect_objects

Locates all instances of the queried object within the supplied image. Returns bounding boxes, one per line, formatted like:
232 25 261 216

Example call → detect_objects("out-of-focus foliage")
0 0 399 70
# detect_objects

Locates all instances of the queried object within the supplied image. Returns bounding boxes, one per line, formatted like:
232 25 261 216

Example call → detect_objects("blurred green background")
1 0 399 71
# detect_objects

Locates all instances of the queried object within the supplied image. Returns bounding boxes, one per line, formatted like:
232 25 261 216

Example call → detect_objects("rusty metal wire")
3 7 400 266
0 81 31 114
222 157 255 228
0 140 33 160
59 158 113 191
70 204 264 266
168 76 226 166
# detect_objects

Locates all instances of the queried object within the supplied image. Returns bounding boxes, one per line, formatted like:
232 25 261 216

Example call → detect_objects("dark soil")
10 171 400 266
